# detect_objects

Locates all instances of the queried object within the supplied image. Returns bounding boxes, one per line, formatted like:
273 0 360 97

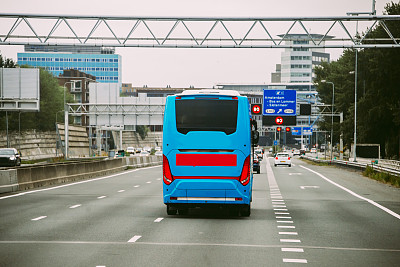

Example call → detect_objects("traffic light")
277 127 282 132
285 127 291 132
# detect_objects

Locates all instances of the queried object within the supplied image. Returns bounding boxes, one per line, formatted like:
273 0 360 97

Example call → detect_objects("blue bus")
162 89 258 216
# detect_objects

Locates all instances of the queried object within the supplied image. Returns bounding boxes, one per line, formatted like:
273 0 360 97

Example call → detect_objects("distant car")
143 146 151 152
300 149 306 155
293 149 300 156
155 151 163 156
274 153 291 167
255 149 263 160
126 147 135 154
116 150 125 157
0 148 21 167
311 148 317 153
139 151 150 156
253 157 260 174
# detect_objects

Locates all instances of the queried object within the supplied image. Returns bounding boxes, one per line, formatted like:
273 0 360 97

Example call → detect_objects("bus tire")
167 205 177 215
241 204 251 217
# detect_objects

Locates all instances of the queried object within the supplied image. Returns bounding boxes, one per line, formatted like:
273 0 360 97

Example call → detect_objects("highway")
0 156 399 266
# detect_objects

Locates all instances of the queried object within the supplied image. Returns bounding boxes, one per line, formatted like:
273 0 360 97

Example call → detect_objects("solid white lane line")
280 239 301 243
118 190 125 193
278 226 296 229
0 165 160 200
69 204 81 209
128 235 142 243
97 196 107 199
277 220 294 223
31 216 47 221
154 217 164 223
283 259 307 264
300 165 400 220
282 248 304 252
279 232 298 235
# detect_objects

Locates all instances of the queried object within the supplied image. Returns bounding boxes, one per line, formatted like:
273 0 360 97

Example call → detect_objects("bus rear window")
176 99 238 135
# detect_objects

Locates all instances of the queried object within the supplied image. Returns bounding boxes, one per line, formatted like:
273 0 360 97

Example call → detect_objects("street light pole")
321 80 335 160
63 81 74 160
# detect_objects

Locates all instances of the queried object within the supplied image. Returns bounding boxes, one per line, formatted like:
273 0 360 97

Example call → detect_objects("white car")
139 151 150 156
126 147 135 154
293 150 300 156
311 148 317 153
274 153 291 167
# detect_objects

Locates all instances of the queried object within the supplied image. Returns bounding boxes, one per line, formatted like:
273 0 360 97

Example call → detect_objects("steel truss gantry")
0 13 399 48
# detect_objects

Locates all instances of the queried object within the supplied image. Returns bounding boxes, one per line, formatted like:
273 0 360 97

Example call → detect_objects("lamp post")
63 81 74 160
321 80 335 160
349 70 357 162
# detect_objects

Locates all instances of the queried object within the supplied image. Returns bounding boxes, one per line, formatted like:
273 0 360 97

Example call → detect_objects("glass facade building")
17 50 121 83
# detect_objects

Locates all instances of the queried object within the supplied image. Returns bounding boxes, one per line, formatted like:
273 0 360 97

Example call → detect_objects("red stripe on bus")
176 154 237 166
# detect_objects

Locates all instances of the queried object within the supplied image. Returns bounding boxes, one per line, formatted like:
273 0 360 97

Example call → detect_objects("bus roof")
178 89 240 97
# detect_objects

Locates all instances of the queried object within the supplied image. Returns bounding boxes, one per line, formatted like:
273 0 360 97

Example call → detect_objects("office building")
18 45 121 83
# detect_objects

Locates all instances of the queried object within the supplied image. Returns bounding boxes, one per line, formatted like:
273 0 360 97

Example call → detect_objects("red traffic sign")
251 104 262 115
275 116 283 125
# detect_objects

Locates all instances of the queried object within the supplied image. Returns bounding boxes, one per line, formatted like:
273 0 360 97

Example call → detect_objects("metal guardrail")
301 155 400 177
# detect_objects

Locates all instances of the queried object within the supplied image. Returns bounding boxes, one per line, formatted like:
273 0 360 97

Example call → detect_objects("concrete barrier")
0 169 18 193
0 156 162 193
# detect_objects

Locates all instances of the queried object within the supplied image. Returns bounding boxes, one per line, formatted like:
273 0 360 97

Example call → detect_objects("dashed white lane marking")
283 259 307 263
0 165 160 200
31 216 47 221
282 248 304 252
128 235 142 243
280 239 301 243
97 196 107 199
278 226 296 229
69 204 81 209
154 217 164 223
272 199 284 202
134 185 140 188
277 220 294 223
273 205 287 208
118 190 125 193
300 165 400 220
275 212 290 215
274 208 288 211
156 178 161 181
276 216 292 219
146 181 152 184
279 232 298 235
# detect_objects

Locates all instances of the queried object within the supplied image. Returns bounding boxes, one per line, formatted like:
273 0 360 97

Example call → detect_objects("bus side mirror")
252 130 259 145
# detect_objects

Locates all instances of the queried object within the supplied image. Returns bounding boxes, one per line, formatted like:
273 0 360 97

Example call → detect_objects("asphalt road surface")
0 156 399 266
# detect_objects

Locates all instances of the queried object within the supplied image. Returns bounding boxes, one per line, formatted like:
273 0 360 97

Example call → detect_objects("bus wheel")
167 205 177 215
241 204 251 217
178 209 188 215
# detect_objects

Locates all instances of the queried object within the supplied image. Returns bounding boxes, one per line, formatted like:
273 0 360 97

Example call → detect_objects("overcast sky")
0 0 390 88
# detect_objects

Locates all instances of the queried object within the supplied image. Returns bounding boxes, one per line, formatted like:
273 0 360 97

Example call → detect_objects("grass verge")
363 165 400 188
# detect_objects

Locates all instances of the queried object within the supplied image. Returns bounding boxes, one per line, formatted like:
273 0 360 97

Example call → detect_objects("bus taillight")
163 155 174 185
239 156 250 186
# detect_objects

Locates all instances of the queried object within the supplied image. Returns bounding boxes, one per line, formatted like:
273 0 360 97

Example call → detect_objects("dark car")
0 148 21 167
253 157 260 174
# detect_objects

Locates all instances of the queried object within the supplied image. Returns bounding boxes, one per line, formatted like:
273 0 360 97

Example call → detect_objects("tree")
315 2 400 159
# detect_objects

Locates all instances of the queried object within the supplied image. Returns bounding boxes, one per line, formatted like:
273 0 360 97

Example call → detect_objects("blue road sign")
291 127 313 136
273 140 279 146
263 89 297 116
